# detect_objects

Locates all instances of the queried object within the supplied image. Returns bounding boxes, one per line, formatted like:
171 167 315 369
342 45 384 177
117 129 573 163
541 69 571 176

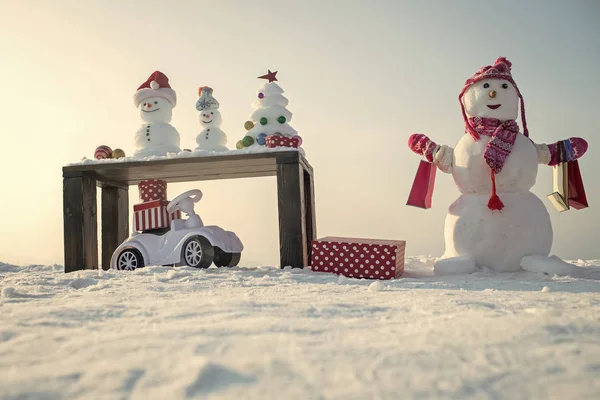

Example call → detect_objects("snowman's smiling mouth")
202 120 213 124
142 108 161 113
487 104 501 110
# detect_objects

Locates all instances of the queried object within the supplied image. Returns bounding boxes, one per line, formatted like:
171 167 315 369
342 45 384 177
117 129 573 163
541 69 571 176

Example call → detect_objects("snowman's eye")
154 101 158 104
502 83 509 89
211 112 214 115
483 83 490 88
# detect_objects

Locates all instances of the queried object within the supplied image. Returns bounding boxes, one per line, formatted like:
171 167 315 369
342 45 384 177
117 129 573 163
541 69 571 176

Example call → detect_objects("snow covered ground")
1 258 600 400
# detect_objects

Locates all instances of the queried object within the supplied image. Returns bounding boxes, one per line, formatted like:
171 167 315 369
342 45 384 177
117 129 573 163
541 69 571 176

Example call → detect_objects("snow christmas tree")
237 70 300 149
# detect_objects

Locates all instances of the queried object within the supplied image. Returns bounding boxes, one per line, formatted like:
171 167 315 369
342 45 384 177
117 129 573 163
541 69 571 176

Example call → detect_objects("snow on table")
1 258 600 399
67 146 302 166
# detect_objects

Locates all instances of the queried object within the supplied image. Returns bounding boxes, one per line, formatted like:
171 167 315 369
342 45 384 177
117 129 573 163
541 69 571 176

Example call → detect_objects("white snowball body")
133 96 181 157
195 109 228 151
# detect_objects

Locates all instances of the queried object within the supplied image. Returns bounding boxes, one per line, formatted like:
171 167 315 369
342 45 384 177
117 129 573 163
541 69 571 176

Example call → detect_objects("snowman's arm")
534 143 552 165
408 133 453 173
534 137 588 166
432 145 454 173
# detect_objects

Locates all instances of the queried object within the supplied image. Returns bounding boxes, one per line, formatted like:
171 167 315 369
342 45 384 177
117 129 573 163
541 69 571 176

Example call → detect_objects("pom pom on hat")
133 71 177 107
198 86 213 96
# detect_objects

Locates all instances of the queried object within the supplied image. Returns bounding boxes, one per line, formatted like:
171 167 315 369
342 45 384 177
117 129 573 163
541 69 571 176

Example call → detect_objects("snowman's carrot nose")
489 90 497 98
146 103 152 108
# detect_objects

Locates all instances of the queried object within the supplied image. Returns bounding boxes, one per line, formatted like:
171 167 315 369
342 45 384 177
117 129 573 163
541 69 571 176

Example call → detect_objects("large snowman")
408 57 589 275
194 87 228 152
133 71 181 158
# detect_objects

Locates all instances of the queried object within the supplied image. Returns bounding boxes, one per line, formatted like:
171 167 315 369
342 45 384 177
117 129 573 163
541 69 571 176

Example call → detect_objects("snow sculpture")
408 57 589 275
133 71 181 158
194 87 228 152
238 70 300 149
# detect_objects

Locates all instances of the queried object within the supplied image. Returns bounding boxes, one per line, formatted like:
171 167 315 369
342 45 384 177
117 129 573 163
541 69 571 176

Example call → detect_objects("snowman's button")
147 139 150 141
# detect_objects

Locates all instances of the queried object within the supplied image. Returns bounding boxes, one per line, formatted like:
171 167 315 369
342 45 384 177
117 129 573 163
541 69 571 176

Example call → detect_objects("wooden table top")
63 150 313 187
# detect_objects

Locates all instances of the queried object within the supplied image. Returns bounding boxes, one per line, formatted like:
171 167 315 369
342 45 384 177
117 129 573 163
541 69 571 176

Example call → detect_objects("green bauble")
242 136 255 147
277 116 286 124
236 140 245 149
259 117 268 125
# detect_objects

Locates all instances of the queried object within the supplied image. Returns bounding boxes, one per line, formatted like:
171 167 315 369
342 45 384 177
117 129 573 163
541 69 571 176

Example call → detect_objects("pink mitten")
547 137 588 166
408 133 437 162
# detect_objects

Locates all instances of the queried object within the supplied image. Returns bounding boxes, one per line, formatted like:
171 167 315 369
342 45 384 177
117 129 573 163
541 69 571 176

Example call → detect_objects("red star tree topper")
258 70 278 83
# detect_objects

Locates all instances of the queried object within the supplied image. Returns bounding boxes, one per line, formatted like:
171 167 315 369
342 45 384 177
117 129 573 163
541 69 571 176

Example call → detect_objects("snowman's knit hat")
196 86 220 111
458 57 528 139
133 71 177 107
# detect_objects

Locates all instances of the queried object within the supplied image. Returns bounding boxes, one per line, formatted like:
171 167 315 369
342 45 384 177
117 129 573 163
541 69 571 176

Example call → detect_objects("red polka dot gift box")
133 199 181 232
265 134 302 149
310 237 406 280
138 179 168 202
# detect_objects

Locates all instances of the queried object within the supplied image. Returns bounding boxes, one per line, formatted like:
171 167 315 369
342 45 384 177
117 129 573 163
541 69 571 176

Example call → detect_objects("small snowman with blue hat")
194 87 229 152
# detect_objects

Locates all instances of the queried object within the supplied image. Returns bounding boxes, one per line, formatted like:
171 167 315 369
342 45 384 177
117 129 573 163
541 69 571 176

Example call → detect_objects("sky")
1 0 599 267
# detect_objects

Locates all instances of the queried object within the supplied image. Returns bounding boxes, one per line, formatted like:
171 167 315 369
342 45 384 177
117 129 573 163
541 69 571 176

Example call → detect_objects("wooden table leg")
63 176 98 273
276 162 307 268
304 168 317 244
101 186 129 270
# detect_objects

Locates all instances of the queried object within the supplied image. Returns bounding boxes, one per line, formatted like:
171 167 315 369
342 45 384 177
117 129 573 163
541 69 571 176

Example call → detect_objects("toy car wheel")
214 249 241 268
182 236 214 268
116 248 144 271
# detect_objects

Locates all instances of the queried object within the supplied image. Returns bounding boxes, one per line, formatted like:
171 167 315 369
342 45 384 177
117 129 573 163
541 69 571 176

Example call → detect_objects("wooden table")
62 151 316 273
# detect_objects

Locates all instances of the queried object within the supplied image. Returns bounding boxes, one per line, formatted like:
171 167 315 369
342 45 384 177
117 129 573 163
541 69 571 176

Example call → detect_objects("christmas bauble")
258 93 264 99
242 136 255 147
236 140 245 150
277 116 286 124
256 133 268 145
259 117 268 126
111 148 126 159
244 121 254 131
94 145 112 160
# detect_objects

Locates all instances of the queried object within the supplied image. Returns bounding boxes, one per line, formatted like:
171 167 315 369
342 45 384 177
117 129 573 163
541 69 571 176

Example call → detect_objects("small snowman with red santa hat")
408 57 589 276
133 71 182 157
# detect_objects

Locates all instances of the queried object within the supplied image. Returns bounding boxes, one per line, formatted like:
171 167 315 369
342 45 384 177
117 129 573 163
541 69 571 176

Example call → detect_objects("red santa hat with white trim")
133 71 177 107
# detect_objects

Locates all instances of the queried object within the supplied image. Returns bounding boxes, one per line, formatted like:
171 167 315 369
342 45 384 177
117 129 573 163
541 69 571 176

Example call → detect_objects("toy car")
111 189 243 271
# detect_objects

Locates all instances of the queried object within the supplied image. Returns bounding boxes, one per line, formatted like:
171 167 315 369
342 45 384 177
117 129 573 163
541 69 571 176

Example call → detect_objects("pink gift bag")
567 160 588 210
406 159 437 209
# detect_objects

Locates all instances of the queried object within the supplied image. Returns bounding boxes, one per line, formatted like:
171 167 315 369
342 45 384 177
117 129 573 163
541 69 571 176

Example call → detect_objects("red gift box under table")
133 199 181 232
310 237 405 279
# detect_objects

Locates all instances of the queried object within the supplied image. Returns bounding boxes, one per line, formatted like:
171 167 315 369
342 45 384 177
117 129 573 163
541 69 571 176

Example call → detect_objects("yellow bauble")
236 140 245 150
112 148 126 159
244 121 254 131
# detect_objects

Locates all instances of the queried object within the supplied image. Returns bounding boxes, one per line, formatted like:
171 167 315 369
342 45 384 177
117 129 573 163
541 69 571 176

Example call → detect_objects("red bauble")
94 145 112 160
